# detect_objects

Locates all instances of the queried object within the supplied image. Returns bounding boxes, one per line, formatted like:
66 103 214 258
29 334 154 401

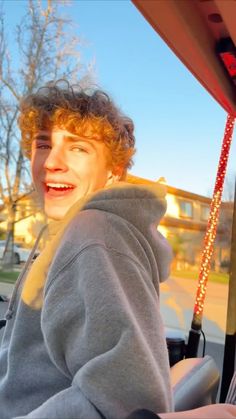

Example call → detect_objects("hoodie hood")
82 182 172 283
83 181 167 234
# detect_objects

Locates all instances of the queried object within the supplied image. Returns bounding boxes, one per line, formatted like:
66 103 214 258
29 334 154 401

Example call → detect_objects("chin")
44 206 68 221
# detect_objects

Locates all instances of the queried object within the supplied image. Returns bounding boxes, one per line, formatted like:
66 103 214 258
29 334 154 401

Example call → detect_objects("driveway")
160 276 228 344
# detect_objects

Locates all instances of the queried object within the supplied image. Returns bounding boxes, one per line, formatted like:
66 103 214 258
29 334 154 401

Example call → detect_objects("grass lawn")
171 269 229 284
0 270 19 284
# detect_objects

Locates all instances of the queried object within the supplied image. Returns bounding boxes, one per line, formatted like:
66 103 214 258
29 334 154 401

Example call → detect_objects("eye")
71 146 88 153
35 143 51 150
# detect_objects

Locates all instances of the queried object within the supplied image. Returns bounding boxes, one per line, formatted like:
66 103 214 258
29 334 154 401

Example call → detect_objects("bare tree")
0 0 92 267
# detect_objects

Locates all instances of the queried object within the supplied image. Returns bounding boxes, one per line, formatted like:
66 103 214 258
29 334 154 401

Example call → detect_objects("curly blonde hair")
18 80 136 178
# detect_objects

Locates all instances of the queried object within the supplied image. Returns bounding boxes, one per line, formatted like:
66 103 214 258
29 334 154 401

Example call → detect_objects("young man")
0 81 173 418
0 81 235 419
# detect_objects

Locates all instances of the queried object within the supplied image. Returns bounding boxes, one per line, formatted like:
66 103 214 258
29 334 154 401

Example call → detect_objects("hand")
159 404 236 418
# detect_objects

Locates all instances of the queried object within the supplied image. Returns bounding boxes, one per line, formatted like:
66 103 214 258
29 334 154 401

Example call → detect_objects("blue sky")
3 0 236 197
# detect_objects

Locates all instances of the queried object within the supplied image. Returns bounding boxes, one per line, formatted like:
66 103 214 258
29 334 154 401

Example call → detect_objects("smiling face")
31 128 115 220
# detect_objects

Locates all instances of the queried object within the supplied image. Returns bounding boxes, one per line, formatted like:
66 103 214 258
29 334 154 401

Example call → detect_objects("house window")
201 205 210 221
179 200 193 219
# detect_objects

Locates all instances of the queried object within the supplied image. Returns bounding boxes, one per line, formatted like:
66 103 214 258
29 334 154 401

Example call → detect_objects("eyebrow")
32 133 97 150
64 135 92 143
33 134 88 142
33 134 50 141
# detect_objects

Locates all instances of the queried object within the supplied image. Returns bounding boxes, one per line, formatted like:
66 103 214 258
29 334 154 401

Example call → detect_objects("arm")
159 404 236 418
15 244 172 419
125 404 236 418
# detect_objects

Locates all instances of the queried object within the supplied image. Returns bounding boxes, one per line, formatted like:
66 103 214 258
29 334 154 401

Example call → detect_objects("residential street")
160 276 228 396
160 276 228 344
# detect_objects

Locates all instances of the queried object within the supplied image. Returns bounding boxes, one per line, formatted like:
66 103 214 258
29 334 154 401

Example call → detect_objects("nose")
43 146 68 172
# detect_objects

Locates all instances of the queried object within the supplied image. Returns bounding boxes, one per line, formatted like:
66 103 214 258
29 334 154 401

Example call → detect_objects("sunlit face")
31 128 114 220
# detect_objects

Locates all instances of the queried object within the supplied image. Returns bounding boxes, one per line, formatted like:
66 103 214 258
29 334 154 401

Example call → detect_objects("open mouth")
45 183 75 197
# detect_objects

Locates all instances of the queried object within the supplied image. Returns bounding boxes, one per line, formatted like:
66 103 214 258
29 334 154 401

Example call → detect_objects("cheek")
93 164 110 188
71 157 96 178
30 156 36 180
31 154 42 187
71 152 109 187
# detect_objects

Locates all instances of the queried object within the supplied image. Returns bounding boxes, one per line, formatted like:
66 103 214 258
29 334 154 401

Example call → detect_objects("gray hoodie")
0 184 173 419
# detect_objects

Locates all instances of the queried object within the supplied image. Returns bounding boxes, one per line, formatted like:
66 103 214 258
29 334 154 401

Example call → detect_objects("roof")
132 0 236 116
127 173 213 204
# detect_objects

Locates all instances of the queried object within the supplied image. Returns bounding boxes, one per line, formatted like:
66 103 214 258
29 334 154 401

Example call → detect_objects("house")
0 192 46 248
127 174 233 271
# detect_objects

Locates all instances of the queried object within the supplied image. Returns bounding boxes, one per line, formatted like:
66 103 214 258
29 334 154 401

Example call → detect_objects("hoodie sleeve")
16 243 173 419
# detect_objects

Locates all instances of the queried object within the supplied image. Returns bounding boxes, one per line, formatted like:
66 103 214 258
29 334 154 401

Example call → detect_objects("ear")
105 170 121 186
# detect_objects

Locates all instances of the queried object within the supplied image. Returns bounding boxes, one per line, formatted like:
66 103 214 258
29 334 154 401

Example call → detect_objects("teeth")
46 183 73 189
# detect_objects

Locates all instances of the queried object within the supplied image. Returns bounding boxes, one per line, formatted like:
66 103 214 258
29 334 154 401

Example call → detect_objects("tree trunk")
2 204 16 270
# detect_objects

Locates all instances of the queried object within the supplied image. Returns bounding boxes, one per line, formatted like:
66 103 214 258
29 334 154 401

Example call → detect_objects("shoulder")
48 208 129 263
63 208 121 246
63 208 150 258
49 208 152 279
